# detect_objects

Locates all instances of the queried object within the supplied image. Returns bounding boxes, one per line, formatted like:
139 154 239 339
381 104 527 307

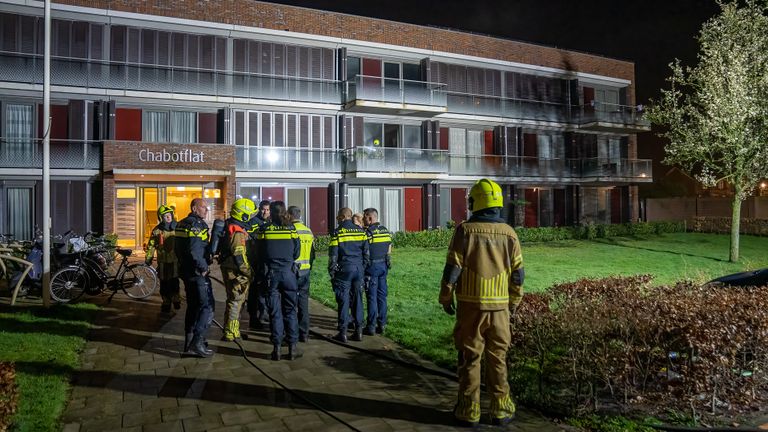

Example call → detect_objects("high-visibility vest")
293 221 314 271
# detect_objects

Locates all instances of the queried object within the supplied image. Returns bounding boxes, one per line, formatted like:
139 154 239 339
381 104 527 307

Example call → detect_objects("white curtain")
403 125 421 149
466 130 482 156
5 104 33 162
362 187 381 214
170 111 196 144
143 111 168 142
7 188 32 240
538 134 552 159
383 188 401 232
347 187 362 217
448 128 465 154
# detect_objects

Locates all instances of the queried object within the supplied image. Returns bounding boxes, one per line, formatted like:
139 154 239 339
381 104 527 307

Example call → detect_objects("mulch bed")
0 362 18 432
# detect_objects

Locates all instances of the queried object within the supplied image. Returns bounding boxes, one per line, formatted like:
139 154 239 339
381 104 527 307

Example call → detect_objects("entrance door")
140 186 160 248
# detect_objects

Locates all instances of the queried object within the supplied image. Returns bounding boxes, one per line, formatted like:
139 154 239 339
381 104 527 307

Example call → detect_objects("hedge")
508 276 768 422
311 221 686 252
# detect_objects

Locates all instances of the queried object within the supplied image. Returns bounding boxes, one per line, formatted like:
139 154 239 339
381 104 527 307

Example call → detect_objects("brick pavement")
61 273 568 432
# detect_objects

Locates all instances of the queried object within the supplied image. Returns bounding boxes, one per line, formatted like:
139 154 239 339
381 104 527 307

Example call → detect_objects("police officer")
256 201 301 360
220 198 257 342
288 206 315 342
328 207 369 343
145 204 180 314
439 179 524 427
175 198 215 358
362 207 392 335
247 199 271 330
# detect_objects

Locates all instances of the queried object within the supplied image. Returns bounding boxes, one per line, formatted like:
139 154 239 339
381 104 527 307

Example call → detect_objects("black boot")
271 345 282 361
188 338 213 358
288 344 303 360
183 332 194 352
350 329 363 342
331 331 347 343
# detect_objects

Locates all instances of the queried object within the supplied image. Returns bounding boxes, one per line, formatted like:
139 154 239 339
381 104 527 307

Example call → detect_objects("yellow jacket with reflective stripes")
292 220 315 271
439 221 524 310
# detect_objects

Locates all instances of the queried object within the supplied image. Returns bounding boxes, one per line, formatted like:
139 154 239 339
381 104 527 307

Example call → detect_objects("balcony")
577 102 651 132
447 155 581 180
578 158 653 183
446 92 571 124
0 52 342 105
0 138 101 170
343 75 447 117
236 147 342 174
342 147 448 176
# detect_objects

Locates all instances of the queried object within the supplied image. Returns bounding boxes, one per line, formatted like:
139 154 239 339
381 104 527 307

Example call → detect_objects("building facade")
0 0 651 248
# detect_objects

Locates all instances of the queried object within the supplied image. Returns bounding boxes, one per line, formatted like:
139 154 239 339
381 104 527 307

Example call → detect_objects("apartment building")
0 0 651 248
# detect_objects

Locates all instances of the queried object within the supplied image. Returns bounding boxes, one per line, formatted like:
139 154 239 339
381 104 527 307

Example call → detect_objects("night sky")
268 0 723 179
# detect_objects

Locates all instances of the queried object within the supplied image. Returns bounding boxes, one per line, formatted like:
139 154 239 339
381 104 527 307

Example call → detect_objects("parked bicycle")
49 246 158 303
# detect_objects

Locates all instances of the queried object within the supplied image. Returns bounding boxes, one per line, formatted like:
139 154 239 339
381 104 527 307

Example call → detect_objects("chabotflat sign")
139 148 206 163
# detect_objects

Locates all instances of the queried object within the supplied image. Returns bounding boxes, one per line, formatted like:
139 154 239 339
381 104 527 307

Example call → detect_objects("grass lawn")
0 303 97 432
310 233 768 369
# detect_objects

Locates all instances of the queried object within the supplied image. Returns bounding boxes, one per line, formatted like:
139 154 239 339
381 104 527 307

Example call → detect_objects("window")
3 103 34 161
233 40 334 80
142 111 168 142
364 122 382 147
403 125 421 149
6 187 33 240
170 111 196 143
347 56 360 79
232 110 335 149
348 186 401 232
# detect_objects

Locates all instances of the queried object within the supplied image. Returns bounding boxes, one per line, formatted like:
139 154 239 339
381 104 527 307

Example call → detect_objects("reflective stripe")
337 234 368 242
294 222 314 270
175 228 209 241
370 236 391 244
259 233 297 240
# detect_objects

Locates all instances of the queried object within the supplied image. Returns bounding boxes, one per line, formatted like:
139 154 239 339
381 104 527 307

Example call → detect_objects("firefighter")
219 198 257 342
288 206 315 342
362 207 392 335
439 178 524 427
328 207 369 343
175 198 215 358
145 204 181 314
247 200 271 330
256 201 301 360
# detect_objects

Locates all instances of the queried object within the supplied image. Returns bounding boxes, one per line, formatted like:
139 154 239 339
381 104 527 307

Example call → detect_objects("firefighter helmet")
157 204 175 222
231 198 256 223
468 178 503 212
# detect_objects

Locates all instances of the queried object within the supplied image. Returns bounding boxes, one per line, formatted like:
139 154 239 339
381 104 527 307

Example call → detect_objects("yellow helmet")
468 178 503 212
157 204 174 222
231 198 256 223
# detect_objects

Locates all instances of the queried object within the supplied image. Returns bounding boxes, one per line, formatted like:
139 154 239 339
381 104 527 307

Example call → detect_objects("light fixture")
761 182 767 189
140 174 144 178
177 186 186 191
640 173 647 178
266 150 279 163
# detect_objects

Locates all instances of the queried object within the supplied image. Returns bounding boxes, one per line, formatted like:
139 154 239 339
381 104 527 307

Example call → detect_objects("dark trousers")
297 271 311 338
266 269 299 346
332 263 364 332
159 277 180 306
247 276 269 325
365 262 389 331
183 275 214 342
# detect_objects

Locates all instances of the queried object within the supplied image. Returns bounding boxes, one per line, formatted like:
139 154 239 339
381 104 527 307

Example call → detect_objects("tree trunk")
730 193 741 262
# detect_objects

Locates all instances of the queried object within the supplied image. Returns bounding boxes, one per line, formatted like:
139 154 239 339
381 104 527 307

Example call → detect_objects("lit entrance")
114 183 222 249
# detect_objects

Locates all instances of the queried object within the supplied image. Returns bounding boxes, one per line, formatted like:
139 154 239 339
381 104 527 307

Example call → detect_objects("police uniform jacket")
366 223 392 265
175 213 210 278
292 220 315 275
256 222 300 272
328 220 370 269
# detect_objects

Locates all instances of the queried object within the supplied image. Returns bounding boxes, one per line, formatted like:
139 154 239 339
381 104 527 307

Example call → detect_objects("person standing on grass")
439 178 524 427
175 198 215 358
362 207 392 335
328 207 369 343
288 206 315 342
145 204 181 314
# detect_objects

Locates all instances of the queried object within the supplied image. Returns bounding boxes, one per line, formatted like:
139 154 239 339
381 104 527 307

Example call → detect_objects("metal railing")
445 92 572 123
0 51 342 104
236 146 342 173
344 75 447 107
342 147 449 174
576 101 650 127
447 155 581 178
579 158 652 179
0 138 101 169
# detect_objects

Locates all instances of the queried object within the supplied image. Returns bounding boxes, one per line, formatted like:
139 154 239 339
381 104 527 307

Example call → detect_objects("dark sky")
269 0 722 164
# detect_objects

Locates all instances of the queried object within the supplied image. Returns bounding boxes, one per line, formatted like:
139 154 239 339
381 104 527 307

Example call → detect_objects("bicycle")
49 246 158 303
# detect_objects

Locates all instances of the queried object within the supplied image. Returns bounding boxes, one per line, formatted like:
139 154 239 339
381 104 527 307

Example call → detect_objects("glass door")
140 187 160 249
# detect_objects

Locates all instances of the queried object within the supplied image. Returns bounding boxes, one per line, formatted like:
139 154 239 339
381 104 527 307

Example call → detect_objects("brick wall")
53 0 635 101
102 141 235 234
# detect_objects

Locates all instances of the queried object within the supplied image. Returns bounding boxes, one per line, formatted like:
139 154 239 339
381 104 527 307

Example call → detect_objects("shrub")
0 362 18 432
508 276 768 422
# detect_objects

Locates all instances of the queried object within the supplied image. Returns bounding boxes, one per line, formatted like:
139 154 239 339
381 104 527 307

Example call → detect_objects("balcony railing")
236 146 342 173
0 51 342 105
344 75 447 107
576 102 651 131
579 158 652 180
342 147 449 174
446 92 572 123
448 155 582 178
0 138 101 170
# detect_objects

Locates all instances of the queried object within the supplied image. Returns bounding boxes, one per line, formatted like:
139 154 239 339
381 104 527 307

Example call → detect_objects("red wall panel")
451 188 467 224
37 104 68 140
115 108 142 141
484 130 494 155
523 133 537 157
439 127 449 150
309 186 329 234
404 187 422 232
611 188 622 224
524 188 539 227
262 187 284 202
198 113 217 144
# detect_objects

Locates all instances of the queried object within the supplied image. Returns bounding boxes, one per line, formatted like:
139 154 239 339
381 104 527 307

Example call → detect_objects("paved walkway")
61 271 567 432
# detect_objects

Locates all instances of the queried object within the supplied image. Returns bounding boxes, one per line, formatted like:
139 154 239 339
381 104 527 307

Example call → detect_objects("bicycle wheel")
121 264 158 299
50 266 89 303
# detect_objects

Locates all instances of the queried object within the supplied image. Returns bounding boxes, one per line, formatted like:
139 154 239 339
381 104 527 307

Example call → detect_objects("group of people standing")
144 196 393 362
